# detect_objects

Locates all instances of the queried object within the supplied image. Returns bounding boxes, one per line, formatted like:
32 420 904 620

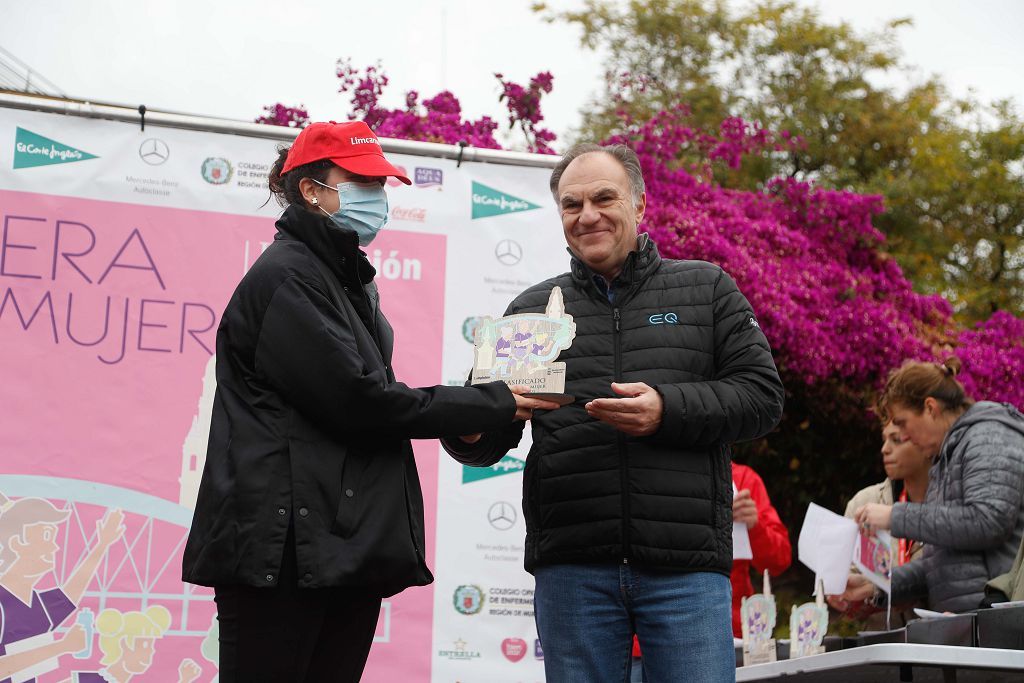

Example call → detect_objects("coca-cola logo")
391 206 427 222
501 638 528 663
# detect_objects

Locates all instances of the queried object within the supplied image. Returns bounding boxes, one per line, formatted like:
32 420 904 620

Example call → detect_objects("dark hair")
878 357 973 417
267 145 335 208
549 143 645 204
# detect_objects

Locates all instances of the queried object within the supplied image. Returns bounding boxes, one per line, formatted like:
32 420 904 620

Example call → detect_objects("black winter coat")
182 205 515 597
445 236 784 575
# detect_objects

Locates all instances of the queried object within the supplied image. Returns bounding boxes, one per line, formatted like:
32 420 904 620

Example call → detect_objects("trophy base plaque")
522 392 575 406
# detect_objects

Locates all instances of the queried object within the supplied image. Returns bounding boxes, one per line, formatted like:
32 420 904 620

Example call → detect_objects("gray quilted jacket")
891 401 1024 612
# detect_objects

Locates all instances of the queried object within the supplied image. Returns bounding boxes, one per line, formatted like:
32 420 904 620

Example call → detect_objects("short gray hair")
549 143 646 205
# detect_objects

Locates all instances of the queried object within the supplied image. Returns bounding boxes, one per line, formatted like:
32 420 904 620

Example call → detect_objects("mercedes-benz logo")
487 501 517 531
139 138 170 166
495 239 523 266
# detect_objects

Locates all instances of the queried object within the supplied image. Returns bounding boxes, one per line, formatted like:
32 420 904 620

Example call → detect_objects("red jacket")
634 463 791 656
729 463 791 637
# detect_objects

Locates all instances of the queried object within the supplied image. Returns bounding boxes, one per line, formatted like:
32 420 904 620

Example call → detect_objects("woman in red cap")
182 121 558 682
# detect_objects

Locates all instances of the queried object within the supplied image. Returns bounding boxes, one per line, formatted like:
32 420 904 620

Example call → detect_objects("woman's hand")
827 574 876 615
510 385 562 420
457 386 562 443
855 503 893 532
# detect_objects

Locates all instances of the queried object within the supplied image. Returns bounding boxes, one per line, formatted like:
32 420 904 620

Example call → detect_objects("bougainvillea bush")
259 66 1024 529
602 106 1024 525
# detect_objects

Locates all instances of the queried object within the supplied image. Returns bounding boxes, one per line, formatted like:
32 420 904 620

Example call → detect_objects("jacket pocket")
331 448 368 538
287 432 347 527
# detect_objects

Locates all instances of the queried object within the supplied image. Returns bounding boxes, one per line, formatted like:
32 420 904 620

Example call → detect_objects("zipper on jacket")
355 282 384 353
613 306 631 563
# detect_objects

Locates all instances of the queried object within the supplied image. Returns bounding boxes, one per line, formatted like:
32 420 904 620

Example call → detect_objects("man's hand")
855 503 893 533
733 489 759 528
510 385 562 421
584 382 663 436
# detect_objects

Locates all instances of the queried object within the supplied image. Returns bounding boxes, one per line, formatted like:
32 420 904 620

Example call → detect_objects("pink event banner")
0 189 445 682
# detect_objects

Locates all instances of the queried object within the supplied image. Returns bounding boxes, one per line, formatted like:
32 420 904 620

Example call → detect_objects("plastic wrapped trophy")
471 286 576 405
789 579 829 659
741 570 777 665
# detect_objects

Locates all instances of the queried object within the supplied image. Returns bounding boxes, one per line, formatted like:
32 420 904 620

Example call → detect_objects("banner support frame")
0 91 559 169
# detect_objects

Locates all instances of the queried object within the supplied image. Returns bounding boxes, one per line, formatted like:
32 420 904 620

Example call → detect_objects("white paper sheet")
797 502 858 595
732 482 753 560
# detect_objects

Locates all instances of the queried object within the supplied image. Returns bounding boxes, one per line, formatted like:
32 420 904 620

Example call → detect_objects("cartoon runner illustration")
509 321 535 373
60 606 200 683
528 328 557 373
494 325 515 377
0 494 124 683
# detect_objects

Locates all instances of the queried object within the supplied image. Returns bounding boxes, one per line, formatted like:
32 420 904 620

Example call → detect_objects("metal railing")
0 45 67 97
0 91 560 169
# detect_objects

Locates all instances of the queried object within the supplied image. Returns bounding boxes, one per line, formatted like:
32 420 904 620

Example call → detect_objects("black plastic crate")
976 605 1024 650
906 613 977 647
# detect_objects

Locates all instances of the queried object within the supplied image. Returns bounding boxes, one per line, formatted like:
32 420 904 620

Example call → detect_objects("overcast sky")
2 0 1022 149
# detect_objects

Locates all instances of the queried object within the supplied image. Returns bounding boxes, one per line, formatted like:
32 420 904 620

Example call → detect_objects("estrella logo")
648 312 679 325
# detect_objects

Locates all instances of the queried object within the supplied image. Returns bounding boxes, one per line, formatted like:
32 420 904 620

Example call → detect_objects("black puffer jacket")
446 236 784 575
182 205 515 597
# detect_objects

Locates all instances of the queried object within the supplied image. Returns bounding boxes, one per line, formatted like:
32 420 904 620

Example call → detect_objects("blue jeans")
534 563 734 683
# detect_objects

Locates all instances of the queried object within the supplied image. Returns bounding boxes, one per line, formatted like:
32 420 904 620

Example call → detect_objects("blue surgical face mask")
314 179 389 246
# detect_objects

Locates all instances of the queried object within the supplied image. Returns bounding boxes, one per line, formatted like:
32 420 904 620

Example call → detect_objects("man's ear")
634 192 647 225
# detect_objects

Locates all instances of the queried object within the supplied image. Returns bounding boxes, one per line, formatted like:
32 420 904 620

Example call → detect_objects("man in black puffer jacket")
444 143 784 683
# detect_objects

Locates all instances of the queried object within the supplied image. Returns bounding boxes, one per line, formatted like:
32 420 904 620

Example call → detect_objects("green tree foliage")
877 101 1024 319
537 0 1024 320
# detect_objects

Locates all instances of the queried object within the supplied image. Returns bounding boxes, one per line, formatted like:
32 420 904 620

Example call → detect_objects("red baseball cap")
280 120 411 184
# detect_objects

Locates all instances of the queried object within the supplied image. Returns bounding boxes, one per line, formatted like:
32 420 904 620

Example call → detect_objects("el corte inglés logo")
471 181 541 220
13 127 98 169
462 455 525 484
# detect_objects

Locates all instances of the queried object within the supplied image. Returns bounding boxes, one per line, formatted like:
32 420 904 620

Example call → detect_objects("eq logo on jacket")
648 312 679 325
